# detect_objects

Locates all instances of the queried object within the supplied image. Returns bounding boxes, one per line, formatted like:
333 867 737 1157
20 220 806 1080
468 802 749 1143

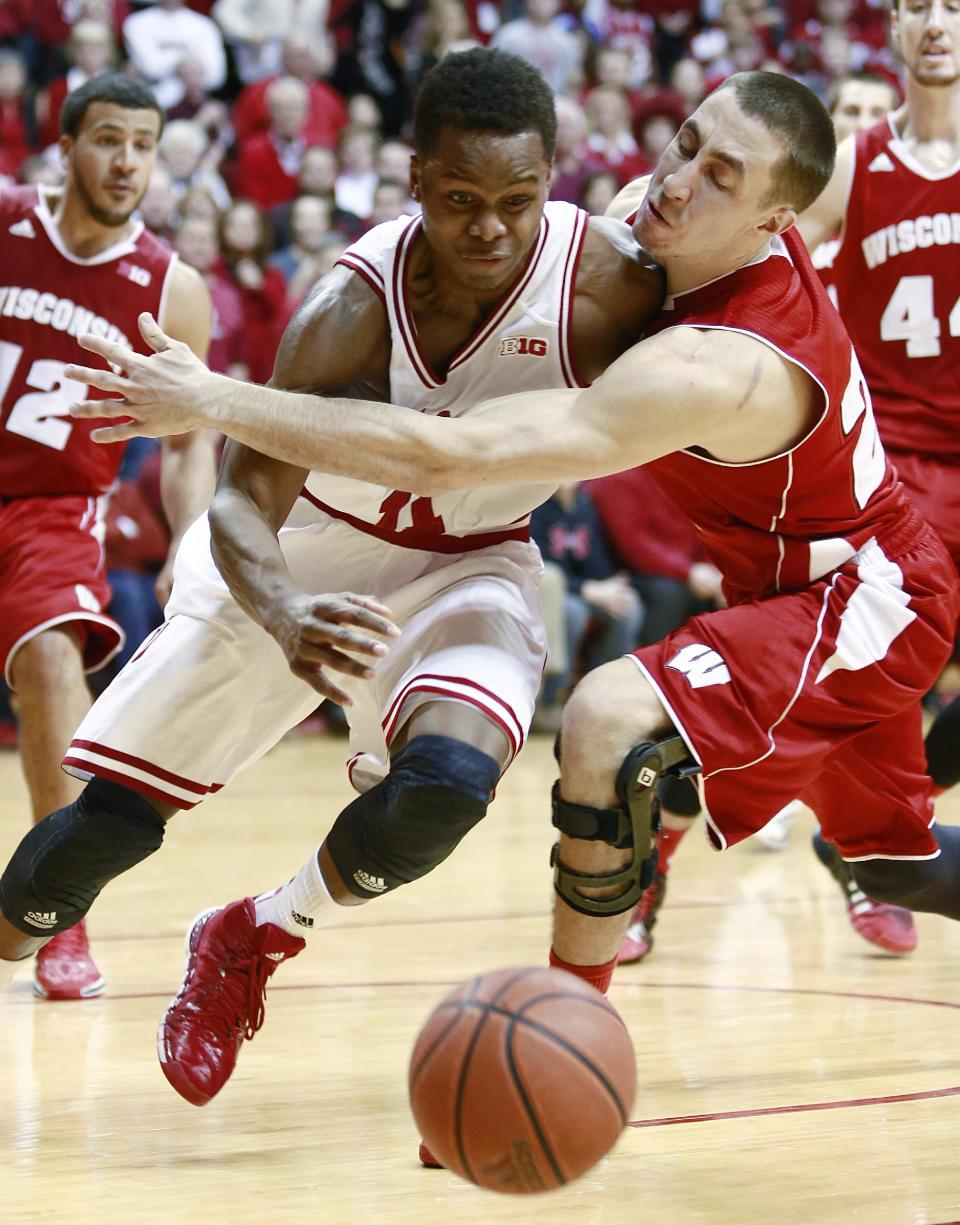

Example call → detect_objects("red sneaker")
419 1142 443 1169
812 832 917 955
618 871 668 965
157 898 305 1106
33 920 104 999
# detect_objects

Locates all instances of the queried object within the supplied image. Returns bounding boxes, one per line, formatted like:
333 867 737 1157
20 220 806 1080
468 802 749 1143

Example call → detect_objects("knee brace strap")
551 735 696 918
0 778 166 936
326 734 500 899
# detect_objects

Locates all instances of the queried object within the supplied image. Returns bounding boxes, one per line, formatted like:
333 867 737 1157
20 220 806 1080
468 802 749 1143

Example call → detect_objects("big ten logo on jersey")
499 335 548 358
118 260 151 288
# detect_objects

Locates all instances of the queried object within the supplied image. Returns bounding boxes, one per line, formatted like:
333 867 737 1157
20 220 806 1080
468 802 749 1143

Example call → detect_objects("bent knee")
10 627 85 692
851 858 928 906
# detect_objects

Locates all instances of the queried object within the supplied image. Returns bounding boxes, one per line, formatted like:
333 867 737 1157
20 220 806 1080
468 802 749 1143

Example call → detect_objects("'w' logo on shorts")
666 643 731 689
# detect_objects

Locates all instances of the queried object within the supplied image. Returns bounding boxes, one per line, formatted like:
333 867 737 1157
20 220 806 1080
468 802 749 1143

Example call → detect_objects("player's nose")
469 209 507 242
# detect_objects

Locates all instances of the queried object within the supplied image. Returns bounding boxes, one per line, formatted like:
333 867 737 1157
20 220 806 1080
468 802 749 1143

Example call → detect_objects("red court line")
629 1084 960 1129
625 980 960 1012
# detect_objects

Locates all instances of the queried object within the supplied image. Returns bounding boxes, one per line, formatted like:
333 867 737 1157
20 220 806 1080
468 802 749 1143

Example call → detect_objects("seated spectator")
179 182 223 224
235 75 313 211
668 56 706 115
583 85 650 184
530 482 643 729
589 467 724 647
580 169 621 216
314 232 349 279
334 124 379 221
550 95 590 204
633 99 685 167
123 0 226 111
231 34 347 149
492 0 583 95
588 44 644 114
175 214 248 377
36 21 116 150
368 177 414 227
165 54 233 154
31 0 127 85
375 139 413 185
138 163 179 243
217 199 287 383
413 0 479 81
347 92 383 133
268 193 334 305
18 153 62 187
0 49 35 180
159 118 231 211
212 0 330 86
580 1 655 87
267 144 364 248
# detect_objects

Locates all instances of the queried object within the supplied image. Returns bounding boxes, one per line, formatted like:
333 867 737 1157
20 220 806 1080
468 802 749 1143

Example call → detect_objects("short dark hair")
413 48 556 161
60 71 163 139
827 70 899 114
720 71 836 212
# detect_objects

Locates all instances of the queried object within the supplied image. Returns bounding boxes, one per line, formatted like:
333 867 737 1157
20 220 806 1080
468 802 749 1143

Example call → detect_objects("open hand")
65 313 219 442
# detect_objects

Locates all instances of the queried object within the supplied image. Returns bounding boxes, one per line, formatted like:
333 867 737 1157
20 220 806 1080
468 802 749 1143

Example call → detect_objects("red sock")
656 823 690 875
549 947 618 996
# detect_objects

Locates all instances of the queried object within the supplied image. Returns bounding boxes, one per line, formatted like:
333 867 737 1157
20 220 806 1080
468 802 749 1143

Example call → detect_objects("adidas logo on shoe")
291 910 314 928
25 910 58 929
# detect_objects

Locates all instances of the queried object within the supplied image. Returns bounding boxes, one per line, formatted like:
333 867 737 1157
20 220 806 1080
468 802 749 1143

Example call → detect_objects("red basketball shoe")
617 871 668 964
418 1142 443 1168
33 920 105 999
157 898 305 1106
812 832 917 955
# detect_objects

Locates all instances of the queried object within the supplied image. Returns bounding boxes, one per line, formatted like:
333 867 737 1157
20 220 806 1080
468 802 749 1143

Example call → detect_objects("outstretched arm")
156 261 217 603
68 317 816 491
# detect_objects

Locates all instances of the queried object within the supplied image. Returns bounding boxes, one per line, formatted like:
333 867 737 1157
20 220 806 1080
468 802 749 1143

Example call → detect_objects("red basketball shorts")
632 518 958 861
0 494 123 689
888 448 960 574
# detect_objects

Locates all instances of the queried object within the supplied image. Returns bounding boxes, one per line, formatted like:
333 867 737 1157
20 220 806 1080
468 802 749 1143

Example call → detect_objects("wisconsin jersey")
312 201 591 550
644 228 909 605
831 118 960 458
0 185 177 497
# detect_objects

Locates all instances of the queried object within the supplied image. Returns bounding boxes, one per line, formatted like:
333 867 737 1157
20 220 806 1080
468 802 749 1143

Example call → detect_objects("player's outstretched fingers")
297 637 378 678
64 364 133 400
335 594 401 639
138 312 173 353
89 423 141 444
289 660 352 705
74 332 140 371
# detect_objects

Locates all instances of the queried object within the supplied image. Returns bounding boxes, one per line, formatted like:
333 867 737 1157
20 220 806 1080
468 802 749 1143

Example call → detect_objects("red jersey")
0 185 176 498
831 118 960 458
644 228 910 605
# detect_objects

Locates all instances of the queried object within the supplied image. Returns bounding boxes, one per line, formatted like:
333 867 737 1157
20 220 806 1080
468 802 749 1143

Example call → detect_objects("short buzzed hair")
414 48 557 161
60 70 163 138
720 71 836 212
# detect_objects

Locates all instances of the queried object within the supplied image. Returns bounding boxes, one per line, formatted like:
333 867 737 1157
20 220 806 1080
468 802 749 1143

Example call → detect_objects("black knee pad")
326 734 500 899
0 779 166 936
925 695 960 791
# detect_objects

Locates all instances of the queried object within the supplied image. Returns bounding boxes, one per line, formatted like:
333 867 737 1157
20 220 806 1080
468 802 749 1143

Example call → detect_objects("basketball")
408 966 636 1194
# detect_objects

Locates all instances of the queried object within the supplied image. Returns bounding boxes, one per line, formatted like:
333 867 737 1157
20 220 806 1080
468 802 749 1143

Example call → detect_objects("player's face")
413 127 551 294
63 102 160 228
892 0 960 87
632 88 787 268
831 80 898 141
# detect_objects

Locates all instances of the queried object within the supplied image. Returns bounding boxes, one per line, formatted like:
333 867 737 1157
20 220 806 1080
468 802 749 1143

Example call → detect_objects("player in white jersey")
0 50 662 1112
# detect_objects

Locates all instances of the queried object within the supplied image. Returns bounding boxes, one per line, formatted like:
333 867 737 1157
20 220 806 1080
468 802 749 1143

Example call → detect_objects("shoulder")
161 260 213 355
273 262 390 394
572 215 664 340
605 176 650 224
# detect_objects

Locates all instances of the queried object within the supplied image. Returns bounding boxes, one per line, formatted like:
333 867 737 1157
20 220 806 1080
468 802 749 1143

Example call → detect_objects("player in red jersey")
0 73 216 999
799 0 960 946
46 73 960 1005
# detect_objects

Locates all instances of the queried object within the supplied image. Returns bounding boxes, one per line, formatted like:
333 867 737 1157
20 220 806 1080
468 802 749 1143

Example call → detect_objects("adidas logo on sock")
354 869 388 893
24 910 58 929
264 951 285 961
291 910 314 928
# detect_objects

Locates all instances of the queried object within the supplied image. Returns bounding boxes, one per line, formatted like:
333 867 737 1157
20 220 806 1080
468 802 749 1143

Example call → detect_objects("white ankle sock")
254 848 338 939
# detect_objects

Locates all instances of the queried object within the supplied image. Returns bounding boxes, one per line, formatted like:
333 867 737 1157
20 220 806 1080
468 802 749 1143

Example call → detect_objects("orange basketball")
408 966 636 1193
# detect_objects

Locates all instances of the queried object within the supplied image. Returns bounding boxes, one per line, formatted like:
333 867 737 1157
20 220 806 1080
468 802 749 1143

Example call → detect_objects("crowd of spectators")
0 0 903 739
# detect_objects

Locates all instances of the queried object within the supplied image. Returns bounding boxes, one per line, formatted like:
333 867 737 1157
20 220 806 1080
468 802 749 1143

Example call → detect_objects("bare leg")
10 628 89 824
552 657 677 967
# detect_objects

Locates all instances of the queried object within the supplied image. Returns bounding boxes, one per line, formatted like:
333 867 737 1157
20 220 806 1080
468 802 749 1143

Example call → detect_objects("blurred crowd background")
0 0 904 737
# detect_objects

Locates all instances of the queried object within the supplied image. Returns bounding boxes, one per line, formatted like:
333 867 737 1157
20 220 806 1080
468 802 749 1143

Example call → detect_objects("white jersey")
306 201 590 552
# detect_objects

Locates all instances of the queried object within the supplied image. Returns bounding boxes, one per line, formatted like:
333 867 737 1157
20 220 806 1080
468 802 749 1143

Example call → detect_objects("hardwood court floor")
1 732 959 1225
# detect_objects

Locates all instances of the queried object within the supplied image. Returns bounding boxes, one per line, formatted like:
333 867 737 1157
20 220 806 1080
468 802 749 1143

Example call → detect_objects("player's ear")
759 206 797 238
410 155 421 204
58 134 73 170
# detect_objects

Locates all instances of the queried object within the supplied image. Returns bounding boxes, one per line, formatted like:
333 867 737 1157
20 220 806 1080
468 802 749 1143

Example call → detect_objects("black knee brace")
925 695 960 791
0 779 166 936
325 734 500 899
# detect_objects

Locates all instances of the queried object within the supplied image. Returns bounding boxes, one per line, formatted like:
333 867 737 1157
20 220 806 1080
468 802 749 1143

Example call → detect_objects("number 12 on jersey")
0 337 89 450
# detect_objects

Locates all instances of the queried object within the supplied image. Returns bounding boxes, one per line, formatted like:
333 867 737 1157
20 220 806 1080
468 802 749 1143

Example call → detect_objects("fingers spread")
77 332 138 369
64 364 132 394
